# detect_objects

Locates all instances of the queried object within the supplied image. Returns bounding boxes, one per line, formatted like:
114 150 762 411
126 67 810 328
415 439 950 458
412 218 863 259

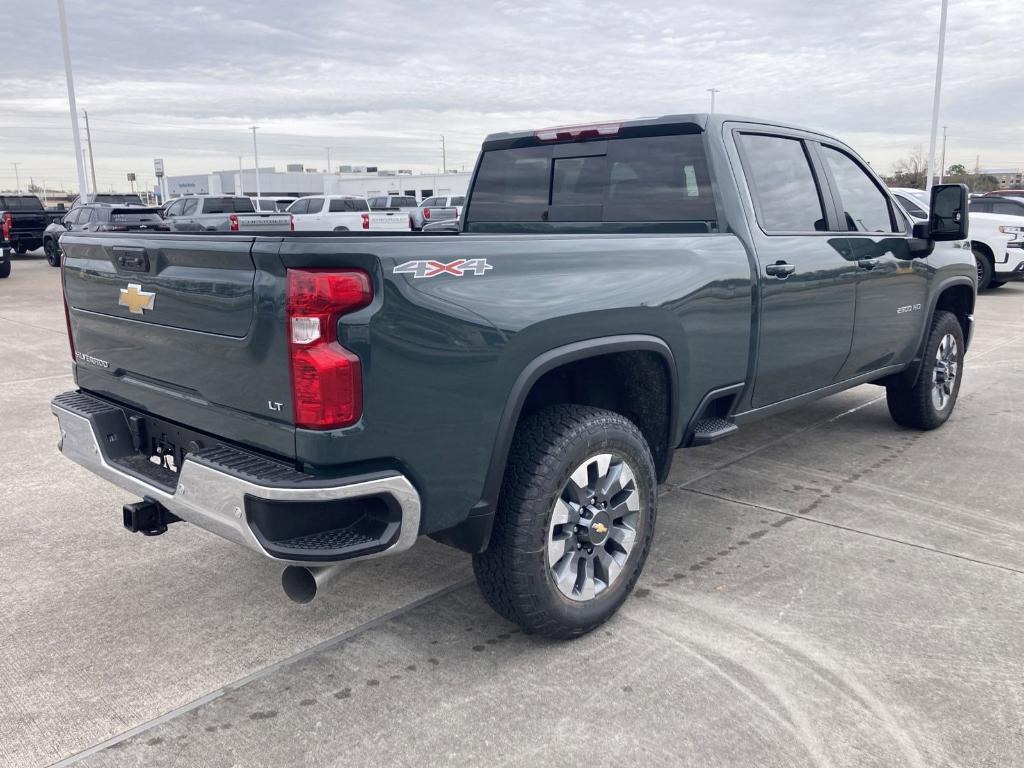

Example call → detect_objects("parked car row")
890 187 1024 290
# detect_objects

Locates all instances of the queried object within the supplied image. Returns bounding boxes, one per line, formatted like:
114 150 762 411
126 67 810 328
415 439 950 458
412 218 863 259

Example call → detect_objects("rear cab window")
329 198 366 212
202 197 256 214
464 128 718 233
0 196 45 211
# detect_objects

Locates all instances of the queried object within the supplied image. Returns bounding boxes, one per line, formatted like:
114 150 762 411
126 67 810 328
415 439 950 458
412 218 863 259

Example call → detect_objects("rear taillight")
1 212 11 240
423 207 431 220
289 215 295 231
360 213 369 230
287 269 372 429
229 214 239 232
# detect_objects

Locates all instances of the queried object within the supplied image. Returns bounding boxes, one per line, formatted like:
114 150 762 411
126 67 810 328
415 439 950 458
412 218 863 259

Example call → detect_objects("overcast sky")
1 0 1021 193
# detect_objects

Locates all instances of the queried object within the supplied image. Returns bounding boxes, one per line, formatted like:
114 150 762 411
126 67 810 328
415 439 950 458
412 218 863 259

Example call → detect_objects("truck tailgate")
368 211 410 231
237 213 292 231
61 233 296 458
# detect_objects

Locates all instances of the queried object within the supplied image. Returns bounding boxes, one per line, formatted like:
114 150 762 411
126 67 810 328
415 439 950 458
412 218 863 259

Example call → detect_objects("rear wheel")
0 259 10 278
333 226 349 231
14 243 27 255
473 405 657 639
43 238 60 267
886 310 964 430
974 249 993 291
988 280 1005 289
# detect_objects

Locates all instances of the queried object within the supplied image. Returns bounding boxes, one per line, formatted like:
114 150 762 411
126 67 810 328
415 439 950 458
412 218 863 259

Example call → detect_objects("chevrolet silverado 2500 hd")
52 114 975 638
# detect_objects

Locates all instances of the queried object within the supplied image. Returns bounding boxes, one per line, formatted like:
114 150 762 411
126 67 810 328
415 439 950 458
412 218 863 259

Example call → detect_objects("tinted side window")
367 198 385 210
993 201 1024 216
421 197 439 207
452 196 465 206
739 134 826 233
182 198 200 215
231 197 255 213
897 195 927 218
306 198 324 214
393 197 416 207
288 199 309 215
820 146 895 233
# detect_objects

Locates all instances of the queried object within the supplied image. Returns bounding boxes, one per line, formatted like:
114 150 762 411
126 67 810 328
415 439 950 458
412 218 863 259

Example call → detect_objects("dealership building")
162 165 471 202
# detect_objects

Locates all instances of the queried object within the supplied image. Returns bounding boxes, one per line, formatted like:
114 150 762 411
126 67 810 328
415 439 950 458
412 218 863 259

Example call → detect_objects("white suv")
288 196 411 232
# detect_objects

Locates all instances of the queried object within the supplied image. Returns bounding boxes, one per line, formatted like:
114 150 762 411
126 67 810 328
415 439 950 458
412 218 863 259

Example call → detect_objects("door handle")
765 261 796 278
857 258 881 270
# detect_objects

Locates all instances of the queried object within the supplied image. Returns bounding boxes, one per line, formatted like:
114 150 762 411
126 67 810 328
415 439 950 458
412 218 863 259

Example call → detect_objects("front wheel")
473 405 657 639
43 238 60 267
974 249 993 291
886 310 964 430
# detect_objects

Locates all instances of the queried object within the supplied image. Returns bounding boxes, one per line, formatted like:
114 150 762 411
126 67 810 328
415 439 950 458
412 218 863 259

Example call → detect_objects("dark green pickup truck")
52 114 975 638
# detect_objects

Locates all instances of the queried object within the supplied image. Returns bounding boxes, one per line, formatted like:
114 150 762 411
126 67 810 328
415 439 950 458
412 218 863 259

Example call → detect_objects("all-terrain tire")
473 405 657 639
886 310 964 430
0 259 10 278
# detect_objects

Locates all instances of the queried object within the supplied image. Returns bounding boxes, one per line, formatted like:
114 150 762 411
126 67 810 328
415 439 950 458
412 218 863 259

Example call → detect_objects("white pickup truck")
890 187 1024 290
287 195 411 232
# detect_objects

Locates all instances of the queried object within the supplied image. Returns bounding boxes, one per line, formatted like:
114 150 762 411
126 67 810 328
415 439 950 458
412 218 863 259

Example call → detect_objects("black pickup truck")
1 194 48 276
51 114 975 638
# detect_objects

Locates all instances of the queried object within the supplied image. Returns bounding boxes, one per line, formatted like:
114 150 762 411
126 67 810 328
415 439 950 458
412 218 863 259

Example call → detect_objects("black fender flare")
431 334 678 554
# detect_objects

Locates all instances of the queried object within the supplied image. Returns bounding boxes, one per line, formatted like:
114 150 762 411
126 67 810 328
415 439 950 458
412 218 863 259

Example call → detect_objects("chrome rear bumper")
51 392 420 566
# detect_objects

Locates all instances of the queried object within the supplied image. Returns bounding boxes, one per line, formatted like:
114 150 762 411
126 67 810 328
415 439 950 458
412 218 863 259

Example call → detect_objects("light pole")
441 135 447 174
250 126 261 198
707 88 720 113
11 163 20 192
925 0 949 194
57 0 88 198
939 125 948 183
82 109 98 193
326 147 332 174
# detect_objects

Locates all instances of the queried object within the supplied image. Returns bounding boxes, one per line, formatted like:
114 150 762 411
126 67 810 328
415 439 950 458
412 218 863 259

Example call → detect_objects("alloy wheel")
931 333 959 411
546 453 641 602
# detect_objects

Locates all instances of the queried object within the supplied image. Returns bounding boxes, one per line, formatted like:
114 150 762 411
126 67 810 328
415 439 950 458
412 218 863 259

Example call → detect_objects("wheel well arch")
880 278 975 390
971 240 993 263
934 282 974 342
434 336 679 556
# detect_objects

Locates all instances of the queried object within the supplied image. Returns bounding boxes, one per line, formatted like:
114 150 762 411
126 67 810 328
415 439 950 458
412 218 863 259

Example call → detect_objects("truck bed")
61 229 753 532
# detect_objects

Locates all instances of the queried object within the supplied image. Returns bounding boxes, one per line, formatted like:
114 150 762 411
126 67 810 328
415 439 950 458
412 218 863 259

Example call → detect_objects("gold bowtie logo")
119 283 156 315
592 522 608 534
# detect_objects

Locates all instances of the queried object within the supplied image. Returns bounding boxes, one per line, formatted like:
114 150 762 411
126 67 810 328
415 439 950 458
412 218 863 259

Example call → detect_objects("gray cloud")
0 0 1021 191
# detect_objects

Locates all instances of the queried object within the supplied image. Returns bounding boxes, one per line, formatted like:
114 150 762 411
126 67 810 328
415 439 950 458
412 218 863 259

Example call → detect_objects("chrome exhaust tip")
281 564 347 604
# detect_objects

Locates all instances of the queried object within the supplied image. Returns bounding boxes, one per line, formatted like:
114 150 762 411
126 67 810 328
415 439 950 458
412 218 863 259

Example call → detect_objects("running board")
689 417 739 446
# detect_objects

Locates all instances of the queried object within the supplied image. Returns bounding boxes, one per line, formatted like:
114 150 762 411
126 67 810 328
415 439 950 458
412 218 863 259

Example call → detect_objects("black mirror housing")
928 183 969 241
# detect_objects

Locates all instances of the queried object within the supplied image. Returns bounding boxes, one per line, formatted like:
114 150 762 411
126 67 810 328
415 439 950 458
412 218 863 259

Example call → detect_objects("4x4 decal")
393 259 493 278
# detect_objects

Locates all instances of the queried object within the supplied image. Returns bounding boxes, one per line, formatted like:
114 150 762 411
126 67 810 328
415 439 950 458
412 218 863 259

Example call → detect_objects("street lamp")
925 0 949 194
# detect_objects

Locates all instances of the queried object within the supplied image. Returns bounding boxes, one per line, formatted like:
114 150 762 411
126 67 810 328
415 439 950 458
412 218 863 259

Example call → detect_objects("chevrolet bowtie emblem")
592 522 608 534
118 283 155 315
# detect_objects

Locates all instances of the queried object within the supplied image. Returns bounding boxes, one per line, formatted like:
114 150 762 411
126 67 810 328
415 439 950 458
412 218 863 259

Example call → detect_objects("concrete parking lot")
1 250 1022 767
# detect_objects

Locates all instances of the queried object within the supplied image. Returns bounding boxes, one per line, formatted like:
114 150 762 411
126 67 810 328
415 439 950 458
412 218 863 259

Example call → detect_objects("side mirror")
928 183 969 241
